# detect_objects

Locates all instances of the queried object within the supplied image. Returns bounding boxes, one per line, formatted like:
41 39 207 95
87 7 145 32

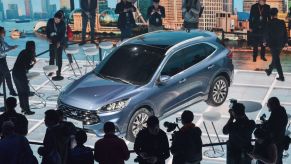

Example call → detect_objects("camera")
164 122 178 132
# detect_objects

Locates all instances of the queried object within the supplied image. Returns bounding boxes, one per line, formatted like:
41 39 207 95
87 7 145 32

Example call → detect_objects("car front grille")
58 102 99 125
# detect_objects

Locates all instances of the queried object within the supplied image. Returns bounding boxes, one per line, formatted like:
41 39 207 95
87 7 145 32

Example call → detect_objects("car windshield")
95 44 166 85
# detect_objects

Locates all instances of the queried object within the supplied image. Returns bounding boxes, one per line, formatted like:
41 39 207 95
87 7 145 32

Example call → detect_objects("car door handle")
208 65 215 70
179 78 187 84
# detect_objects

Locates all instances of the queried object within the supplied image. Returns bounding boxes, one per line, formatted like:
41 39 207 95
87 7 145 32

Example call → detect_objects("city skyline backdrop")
1 0 244 15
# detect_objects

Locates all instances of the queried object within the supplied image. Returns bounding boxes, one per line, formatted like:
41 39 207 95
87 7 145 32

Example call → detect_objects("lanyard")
258 5 264 16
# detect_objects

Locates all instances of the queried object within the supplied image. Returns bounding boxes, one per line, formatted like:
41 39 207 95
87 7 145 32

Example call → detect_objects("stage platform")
1 56 291 164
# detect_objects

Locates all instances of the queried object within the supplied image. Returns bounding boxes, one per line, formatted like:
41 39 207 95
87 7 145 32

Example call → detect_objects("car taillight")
227 51 233 59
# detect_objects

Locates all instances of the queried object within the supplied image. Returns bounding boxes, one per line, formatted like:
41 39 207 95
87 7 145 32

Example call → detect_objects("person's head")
56 110 64 122
1 121 15 137
231 103 246 119
0 26 5 37
26 41 36 53
258 0 266 5
57 10 64 20
270 8 278 18
103 122 115 134
122 0 127 3
254 128 269 144
181 110 194 125
5 97 17 112
267 97 280 112
44 110 60 127
153 0 160 8
54 11 63 24
75 129 87 146
147 116 160 135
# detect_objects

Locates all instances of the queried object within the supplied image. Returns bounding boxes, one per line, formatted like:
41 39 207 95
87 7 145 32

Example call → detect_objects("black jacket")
134 128 170 164
249 3 271 31
147 5 165 27
115 1 136 29
12 49 35 75
223 117 256 156
0 111 28 136
267 106 288 143
68 145 94 164
80 0 97 13
171 124 202 164
264 18 288 48
46 18 66 44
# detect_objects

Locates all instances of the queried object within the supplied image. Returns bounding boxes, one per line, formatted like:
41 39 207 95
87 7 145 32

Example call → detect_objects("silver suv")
58 30 234 142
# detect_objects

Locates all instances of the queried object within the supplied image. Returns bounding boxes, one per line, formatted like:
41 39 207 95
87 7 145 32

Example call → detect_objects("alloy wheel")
131 112 149 137
212 79 228 104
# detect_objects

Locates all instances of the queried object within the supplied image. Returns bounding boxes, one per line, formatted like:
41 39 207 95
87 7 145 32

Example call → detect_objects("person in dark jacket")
80 0 97 44
0 26 18 96
223 102 256 164
249 0 270 62
12 41 36 115
182 0 201 30
115 0 137 41
265 97 288 164
264 8 288 82
46 11 66 81
134 116 170 164
0 97 28 136
147 0 165 32
94 122 130 164
0 121 37 164
38 110 72 164
171 110 202 164
68 130 94 164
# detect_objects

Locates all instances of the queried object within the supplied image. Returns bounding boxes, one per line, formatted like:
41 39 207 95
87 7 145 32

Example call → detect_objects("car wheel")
126 108 152 142
206 76 229 107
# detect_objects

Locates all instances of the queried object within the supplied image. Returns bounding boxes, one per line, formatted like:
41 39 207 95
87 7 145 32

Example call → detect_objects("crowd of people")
0 96 289 164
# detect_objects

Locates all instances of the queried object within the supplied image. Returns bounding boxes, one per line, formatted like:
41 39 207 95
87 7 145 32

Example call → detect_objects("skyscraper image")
25 0 33 18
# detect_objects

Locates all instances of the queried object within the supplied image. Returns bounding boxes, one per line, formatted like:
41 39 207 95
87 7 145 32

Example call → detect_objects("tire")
206 76 229 107
126 108 152 142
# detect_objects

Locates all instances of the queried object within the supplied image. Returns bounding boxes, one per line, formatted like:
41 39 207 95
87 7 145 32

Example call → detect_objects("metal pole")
203 121 216 153
2 75 7 109
211 121 224 151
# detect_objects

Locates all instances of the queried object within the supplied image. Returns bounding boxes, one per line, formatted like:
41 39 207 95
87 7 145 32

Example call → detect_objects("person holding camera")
171 110 202 164
265 97 288 164
115 0 137 41
46 11 66 81
248 128 278 164
223 101 256 164
147 0 165 32
134 116 170 164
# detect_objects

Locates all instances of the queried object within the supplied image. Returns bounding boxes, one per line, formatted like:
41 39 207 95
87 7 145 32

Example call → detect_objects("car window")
161 43 215 77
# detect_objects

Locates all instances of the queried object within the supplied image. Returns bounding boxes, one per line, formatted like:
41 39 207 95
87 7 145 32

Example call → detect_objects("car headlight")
99 99 131 113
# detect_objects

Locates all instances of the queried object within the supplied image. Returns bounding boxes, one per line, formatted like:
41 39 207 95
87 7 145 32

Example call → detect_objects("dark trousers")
268 47 284 78
0 58 15 93
49 44 63 76
183 21 199 31
12 72 30 112
82 13 96 41
275 142 284 164
120 27 132 41
227 152 252 164
253 44 266 58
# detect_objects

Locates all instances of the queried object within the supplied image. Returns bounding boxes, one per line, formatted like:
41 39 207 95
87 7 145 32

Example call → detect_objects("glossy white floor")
1 56 291 164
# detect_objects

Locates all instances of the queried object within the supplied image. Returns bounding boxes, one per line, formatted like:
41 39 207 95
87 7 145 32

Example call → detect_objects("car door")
179 43 217 103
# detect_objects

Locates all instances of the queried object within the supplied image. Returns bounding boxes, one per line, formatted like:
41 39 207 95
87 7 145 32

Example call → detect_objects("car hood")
60 72 140 110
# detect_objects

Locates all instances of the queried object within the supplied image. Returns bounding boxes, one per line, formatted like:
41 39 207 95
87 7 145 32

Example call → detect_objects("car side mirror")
157 75 170 85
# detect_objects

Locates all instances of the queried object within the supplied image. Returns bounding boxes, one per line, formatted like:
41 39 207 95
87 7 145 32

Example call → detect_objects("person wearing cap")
147 0 165 32
171 110 202 164
223 102 256 164
46 11 66 81
0 26 18 97
249 0 270 62
134 116 170 164
94 122 130 164
264 8 288 82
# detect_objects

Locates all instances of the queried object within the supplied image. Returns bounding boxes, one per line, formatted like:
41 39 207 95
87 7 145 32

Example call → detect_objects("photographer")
265 97 288 164
223 101 256 164
147 0 165 32
134 116 170 164
171 110 202 164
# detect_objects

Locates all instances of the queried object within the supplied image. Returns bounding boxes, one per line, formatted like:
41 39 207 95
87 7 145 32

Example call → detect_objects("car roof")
124 30 215 49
